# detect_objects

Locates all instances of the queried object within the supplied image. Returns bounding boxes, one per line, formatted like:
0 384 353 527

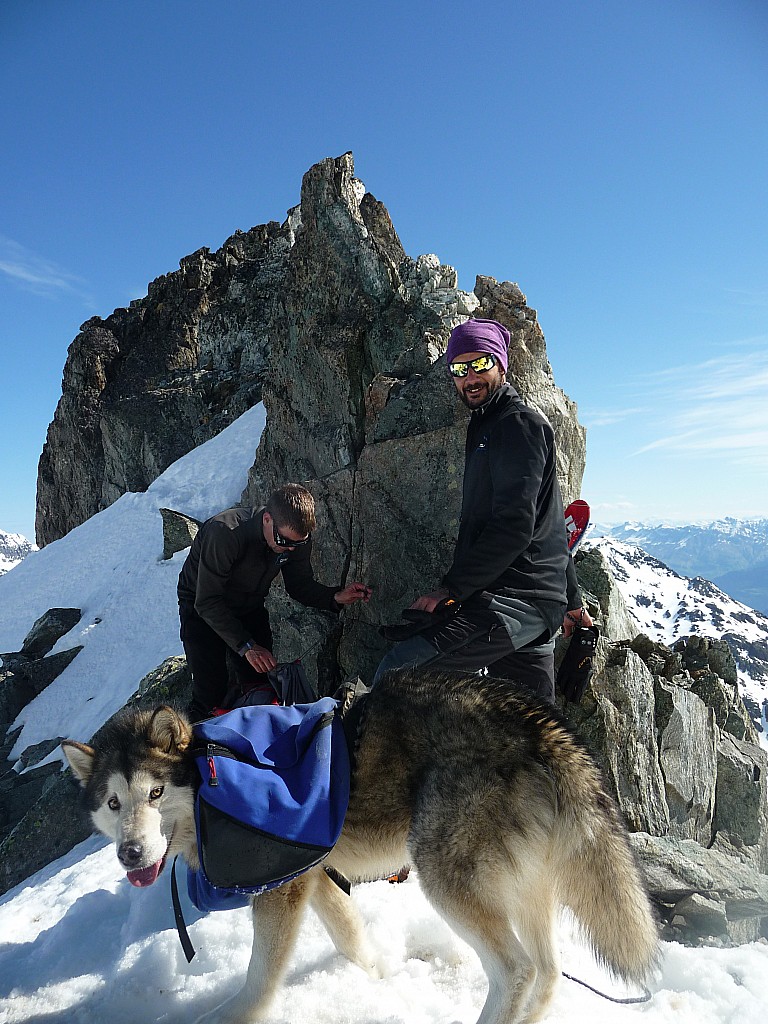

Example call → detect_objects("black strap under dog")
171 854 351 962
171 856 196 963
562 970 652 1004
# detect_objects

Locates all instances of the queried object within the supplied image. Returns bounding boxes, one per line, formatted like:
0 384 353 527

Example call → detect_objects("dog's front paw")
361 950 384 980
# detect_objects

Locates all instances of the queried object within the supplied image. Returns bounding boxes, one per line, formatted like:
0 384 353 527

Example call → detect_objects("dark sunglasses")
448 354 498 378
273 522 311 548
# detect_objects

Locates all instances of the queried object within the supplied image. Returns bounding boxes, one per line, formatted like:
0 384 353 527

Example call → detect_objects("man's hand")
334 582 372 606
244 644 278 673
562 606 594 638
409 588 450 613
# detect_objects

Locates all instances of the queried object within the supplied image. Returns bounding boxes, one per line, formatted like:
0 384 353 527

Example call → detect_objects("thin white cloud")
630 338 768 467
723 286 768 309
0 235 92 301
581 406 649 428
591 500 637 515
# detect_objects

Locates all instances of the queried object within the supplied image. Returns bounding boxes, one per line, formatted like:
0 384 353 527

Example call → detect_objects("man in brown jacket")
178 483 370 719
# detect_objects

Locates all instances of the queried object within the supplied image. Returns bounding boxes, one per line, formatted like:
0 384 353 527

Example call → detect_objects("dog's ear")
61 740 95 785
148 705 193 754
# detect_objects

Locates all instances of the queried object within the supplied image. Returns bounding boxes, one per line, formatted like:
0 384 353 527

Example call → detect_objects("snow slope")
0 403 266 762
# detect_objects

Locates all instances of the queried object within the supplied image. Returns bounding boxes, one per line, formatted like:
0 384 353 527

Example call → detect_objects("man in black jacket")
178 483 370 719
374 318 591 701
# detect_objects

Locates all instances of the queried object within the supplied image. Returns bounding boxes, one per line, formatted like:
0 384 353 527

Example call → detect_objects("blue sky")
1 0 766 541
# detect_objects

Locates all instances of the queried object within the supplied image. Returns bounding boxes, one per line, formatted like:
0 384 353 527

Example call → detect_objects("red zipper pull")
207 744 218 786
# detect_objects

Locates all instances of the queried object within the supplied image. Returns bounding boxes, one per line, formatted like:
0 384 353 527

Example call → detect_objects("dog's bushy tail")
552 741 659 985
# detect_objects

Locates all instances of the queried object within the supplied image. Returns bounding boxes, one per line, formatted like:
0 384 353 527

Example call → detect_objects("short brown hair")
266 484 316 535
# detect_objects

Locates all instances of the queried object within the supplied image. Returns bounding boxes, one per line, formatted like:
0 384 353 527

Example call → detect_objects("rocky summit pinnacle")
36 152 586 555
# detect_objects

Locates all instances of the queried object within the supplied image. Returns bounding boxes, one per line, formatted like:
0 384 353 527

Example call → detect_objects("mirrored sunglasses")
448 354 498 378
273 522 311 548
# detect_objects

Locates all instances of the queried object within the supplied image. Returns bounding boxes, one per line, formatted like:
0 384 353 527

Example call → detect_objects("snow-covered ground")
1 406 768 1023
2 835 768 1024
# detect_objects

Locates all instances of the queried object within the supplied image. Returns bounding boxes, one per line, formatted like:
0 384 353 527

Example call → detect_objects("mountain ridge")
594 518 768 614
0 530 35 576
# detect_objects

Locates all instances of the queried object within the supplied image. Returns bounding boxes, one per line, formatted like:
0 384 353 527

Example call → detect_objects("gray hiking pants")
372 596 556 702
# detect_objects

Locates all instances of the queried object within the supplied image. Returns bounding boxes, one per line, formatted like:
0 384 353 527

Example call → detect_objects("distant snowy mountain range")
594 518 768 614
586 536 768 738
0 530 35 576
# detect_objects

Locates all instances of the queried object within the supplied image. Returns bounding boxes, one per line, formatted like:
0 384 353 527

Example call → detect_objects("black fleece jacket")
177 506 340 652
442 382 580 634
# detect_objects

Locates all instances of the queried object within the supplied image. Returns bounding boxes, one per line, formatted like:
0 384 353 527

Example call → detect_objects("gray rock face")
1 608 82 727
573 547 639 641
239 155 584 684
654 678 717 844
0 609 84 859
715 734 768 865
36 229 282 545
159 508 201 560
629 833 768 944
3 647 82 698
568 643 671 836
569 568 768 942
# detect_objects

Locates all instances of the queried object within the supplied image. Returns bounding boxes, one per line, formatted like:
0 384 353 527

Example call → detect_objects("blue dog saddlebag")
186 698 350 914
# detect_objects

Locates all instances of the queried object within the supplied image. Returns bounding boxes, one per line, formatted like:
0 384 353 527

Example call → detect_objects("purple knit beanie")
446 318 510 372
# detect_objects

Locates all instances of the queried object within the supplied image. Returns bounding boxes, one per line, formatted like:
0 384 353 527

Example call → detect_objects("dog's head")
62 706 199 886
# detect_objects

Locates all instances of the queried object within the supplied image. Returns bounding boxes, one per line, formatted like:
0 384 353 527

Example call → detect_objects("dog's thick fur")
63 670 658 1024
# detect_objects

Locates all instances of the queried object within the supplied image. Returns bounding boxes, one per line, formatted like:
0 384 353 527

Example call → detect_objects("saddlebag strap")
171 856 197 963
171 855 347 961
324 864 352 895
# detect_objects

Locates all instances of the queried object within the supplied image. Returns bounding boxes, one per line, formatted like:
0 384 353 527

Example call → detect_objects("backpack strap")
324 864 352 895
321 681 370 898
171 856 196 963
334 680 370 776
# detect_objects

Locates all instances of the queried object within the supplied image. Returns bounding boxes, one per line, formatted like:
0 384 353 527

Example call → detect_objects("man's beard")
458 374 504 409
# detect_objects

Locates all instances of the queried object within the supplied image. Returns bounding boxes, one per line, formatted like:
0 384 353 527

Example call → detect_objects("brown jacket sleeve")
193 522 254 651
281 539 341 612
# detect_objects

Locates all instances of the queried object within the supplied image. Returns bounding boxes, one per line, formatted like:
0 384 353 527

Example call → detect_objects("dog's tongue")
126 859 163 887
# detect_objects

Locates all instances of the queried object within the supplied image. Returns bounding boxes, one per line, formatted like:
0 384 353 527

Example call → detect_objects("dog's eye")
108 796 120 811
149 786 164 801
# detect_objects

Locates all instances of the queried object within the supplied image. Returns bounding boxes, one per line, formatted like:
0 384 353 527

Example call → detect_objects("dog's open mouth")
125 832 173 887
126 856 166 887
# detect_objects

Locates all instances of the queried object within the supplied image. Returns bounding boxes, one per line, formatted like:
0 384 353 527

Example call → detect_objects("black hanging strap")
562 971 651 1004
324 864 352 895
171 856 196 962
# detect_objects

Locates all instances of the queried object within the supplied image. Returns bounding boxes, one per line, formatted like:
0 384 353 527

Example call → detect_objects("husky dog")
62 670 658 1024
